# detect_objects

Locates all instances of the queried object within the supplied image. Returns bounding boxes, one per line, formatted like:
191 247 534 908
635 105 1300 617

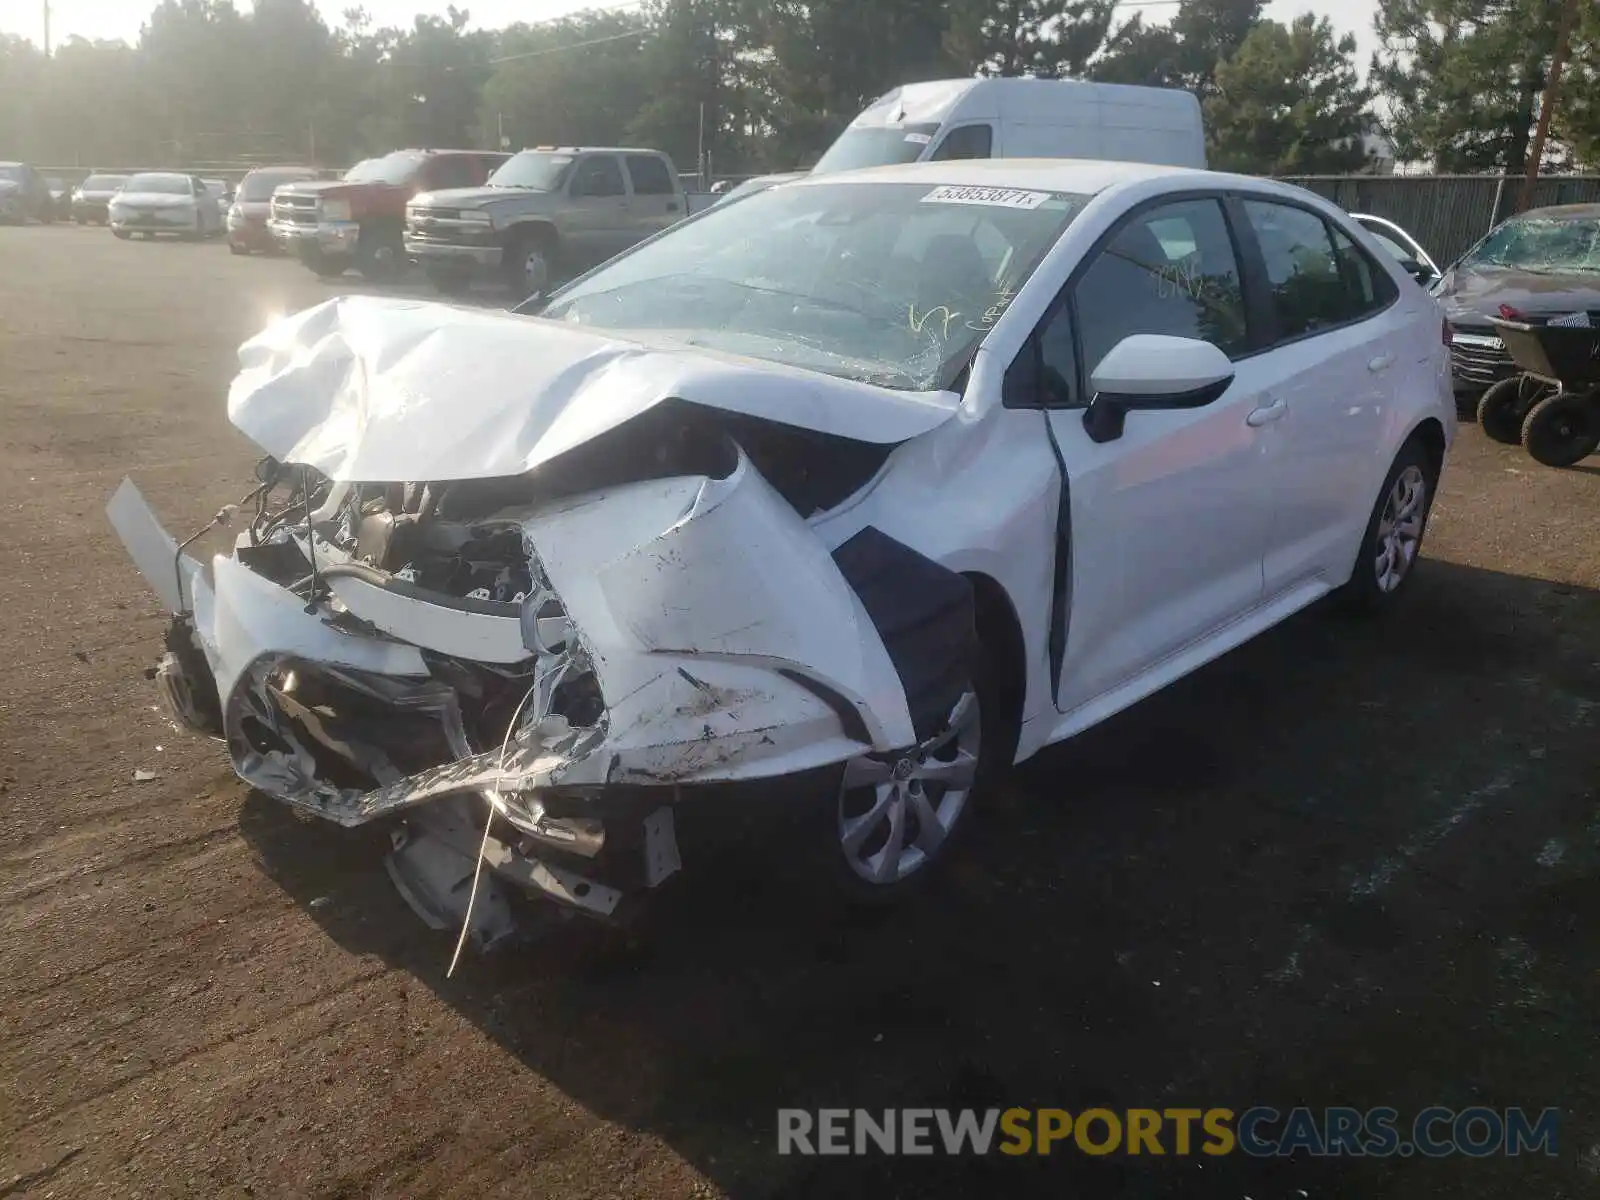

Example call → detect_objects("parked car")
1351 212 1440 287
1432 203 1600 404
0 162 56 223
108 172 224 240
108 159 1453 944
227 165 319 254
71 173 129 224
406 147 687 298
203 178 234 209
270 148 508 280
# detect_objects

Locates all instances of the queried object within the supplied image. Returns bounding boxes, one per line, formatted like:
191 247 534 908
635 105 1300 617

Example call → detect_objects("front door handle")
1368 353 1395 372
1246 398 1287 427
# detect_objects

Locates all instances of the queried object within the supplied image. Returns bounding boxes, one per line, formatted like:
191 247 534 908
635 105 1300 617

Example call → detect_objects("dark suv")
0 162 56 224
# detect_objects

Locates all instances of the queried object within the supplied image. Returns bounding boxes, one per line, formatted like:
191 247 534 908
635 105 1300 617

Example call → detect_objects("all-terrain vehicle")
1476 315 1600 467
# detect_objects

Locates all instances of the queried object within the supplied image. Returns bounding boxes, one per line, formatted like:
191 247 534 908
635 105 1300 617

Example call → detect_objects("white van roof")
850 77 1202 135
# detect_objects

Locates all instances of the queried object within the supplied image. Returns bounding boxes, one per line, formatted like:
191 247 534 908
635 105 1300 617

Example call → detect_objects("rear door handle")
1246 398 1287 427
1368 353 1395 372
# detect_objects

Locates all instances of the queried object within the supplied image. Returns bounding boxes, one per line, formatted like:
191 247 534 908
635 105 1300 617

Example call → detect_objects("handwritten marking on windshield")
908 304 961 337
965 286 1017 331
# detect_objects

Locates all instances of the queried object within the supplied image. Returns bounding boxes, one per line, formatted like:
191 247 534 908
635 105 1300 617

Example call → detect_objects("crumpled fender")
523 446 919 776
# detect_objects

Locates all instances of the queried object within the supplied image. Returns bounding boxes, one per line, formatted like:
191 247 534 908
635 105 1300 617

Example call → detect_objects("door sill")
1037 578 1332 752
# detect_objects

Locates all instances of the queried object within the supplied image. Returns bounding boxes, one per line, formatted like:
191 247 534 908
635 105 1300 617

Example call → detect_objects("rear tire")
1338 437 1437 614
229 241 248 256
1521 391 1600 467
112 229 131 240
1476 375 1550 445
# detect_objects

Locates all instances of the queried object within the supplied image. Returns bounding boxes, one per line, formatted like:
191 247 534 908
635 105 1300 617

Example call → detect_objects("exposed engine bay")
107 294 976 954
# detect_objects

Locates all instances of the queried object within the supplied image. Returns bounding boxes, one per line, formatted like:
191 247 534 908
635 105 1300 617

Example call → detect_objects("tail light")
1442 316 1452 345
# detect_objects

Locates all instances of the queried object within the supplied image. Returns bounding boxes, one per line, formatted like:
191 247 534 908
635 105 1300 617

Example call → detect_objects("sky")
6 0 1385 67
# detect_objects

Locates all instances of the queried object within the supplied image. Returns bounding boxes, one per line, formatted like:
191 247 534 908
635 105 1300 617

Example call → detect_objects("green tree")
944 0 1115 78
1092 0 1262 97
480 12 654 153
756 0 957 168
1206 15 1373 174
1371 0 1571 173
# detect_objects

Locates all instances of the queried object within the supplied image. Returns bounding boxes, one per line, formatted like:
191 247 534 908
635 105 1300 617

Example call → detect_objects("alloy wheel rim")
1374 464 1427 593
836 690 981 885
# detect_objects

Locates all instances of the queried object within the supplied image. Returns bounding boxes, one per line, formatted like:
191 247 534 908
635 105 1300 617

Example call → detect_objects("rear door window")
625 155 676 196
1242 200 1395 343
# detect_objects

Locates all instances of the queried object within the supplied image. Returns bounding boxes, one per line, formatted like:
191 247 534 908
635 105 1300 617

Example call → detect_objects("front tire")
1521 392 1600 467
1339 438 1437 613
827 651 1010 905
502 228 554 301
355 225 404 282
1477 375 1551 445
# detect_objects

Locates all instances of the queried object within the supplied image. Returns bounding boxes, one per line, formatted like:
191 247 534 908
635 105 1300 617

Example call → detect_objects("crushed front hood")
228 295 960 482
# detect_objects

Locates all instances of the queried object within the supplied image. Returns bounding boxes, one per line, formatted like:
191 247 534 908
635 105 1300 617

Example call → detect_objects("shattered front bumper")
106 450 923 936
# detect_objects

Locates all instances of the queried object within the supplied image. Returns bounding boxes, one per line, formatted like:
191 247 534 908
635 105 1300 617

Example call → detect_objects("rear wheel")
1477 375 1551 445
1521 391 1600 467
1339 438 1437 613
229 241 248 255
112 229 131 240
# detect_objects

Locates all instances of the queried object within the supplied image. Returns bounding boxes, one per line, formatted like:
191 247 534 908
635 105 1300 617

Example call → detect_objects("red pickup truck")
269 148 508 280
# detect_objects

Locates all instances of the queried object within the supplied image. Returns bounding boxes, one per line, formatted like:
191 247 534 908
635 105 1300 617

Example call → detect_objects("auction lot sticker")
922 185 1051 209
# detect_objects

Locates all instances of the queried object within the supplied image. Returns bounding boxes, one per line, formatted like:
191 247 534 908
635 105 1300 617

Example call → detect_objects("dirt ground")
1 224 1598 1200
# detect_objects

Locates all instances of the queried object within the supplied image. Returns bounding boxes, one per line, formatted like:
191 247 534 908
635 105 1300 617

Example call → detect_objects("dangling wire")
445 665 550 979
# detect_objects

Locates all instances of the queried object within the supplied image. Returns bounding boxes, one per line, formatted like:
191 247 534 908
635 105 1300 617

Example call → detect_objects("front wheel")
302 247 350 278
502 230 553 301
1477 375 1552 444
1521 392 1600 467
826 654 1010 904
355 226 404 282
1338 438 1438 613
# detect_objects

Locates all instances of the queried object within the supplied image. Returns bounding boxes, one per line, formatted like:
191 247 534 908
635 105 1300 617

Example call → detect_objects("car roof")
518 146 669 155
786 157 1298 199
790 158 1222 196
1515 203 1600 220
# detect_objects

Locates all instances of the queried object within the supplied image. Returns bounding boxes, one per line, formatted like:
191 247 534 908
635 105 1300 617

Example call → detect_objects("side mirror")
1082 334 1234 444
1399 256 1438 286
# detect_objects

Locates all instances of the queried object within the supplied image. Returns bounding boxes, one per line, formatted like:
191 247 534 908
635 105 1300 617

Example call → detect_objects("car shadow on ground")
239 559 1600 1199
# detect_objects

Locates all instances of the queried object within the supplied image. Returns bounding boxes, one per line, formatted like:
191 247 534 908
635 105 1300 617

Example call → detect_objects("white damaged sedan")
108 160 1454 944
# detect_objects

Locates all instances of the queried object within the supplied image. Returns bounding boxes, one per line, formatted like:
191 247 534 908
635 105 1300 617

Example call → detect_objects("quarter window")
930 124 994 161
1242 200 1391 342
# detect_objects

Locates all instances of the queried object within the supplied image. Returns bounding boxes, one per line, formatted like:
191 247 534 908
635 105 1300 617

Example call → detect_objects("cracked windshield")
541 182 1085 390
